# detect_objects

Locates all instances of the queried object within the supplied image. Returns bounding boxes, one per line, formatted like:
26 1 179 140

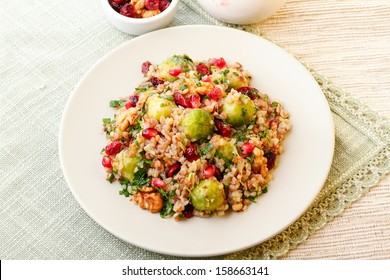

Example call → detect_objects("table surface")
259 0 390 259
1 0 389 260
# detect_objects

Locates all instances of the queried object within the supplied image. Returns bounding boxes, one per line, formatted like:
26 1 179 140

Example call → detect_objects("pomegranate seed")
210 57 226 69
189 94 201 108
241 142 255 154
120 4 139 18
201 75 211 82
196 63 211 76
142 128 158 140
173 92 191 108
145 0 159 10
203 164 216 179
142 61 152 75
185 144 200 162
168 67 182 77
215 119 231 137
105 141 123 156
102 157 112 168
208 87 222 100
269 120 277 127
167 163 181 177
237 86 259 100
182 204 194 218
152 178 167 189
150 76 164 86
264 151 276 170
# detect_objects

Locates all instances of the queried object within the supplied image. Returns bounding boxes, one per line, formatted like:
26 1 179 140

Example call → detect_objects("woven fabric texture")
0 0 389 259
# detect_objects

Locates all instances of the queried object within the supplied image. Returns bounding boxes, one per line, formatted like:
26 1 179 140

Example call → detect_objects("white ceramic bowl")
197 0 286 24
101 0 179 35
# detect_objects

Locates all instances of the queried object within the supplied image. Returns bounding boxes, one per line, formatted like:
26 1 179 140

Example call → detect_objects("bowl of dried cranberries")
102 0 179 35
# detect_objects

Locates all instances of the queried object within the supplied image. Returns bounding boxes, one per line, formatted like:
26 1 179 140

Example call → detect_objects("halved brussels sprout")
158 55 194 82
180 109 214 141
146 94 176 121
215 139 237 163
222 93 256 127
211 68 250 89
190 179 226 211
116 151 139 181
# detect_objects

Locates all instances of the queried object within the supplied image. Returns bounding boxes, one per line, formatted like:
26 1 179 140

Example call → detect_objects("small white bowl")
197 0 286 25
101 0 179 35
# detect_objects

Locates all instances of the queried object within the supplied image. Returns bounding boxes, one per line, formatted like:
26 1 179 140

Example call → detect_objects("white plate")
59 25 334 257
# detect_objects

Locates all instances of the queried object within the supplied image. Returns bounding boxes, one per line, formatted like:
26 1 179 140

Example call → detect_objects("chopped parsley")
179 85 187 91
199 143 214 156
159 95 174 101
259 129 270 141
241 108 247 116
156 188 175 218
135 86 150 92
272 101 279 107
247 153 255 164
236 132 247 141
109 99 126 108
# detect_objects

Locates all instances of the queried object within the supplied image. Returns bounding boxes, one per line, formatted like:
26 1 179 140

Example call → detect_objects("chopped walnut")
133 191 163 213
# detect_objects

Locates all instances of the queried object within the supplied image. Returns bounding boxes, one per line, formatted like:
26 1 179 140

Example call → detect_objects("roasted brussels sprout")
215 138 237 163
221 92 256 127
158 54 194 82
146 94 176 121
180 109 214 141
116 151 139 181
190 179 226 211
211 67 250 89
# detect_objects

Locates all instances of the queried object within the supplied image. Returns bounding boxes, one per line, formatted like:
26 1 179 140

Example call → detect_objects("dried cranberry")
112 0 126 4
196 63 211 76
168 67 182 77
129 95 139 105
109 0 121 11
182 204 194 218
102 157 112 168
210 57 226 69
120 4 139 18
105 141 123 156
203 164 216 179
167 163 181 177
241 142 255 154
142 128 158 140
152 178 167 189
159 0 171 11
173 92 191 108
142 61 152 75
145 0 159 10
214 167 222 181
150 76 164 86
189 94 201 108
208 87 222 100
185 144 200 162
264 151 276 170
237 86 259 100
215 119 231 137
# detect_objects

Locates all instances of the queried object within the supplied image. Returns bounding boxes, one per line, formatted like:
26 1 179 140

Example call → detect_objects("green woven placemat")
0 0 388 260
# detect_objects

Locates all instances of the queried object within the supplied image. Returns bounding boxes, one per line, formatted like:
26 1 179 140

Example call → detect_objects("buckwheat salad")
101 54 291 221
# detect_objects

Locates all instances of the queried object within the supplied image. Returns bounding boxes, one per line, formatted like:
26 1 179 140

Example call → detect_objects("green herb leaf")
247 153 255 164
102 118 113 124
262 187 268 194
159 95 174 101
199 143 214 156
179 85 187 91
109 99 127 108
135 86 149 92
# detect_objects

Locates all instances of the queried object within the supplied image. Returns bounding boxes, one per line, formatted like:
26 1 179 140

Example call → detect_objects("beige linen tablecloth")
259 0 390 259
0 0 389 259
